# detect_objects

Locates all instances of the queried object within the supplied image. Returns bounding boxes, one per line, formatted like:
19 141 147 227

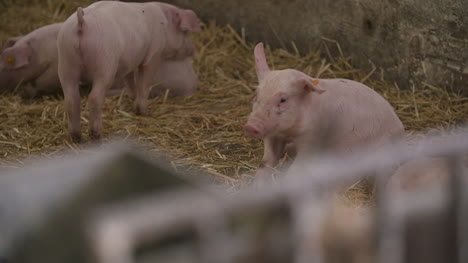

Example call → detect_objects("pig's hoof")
89 130 101 141
20 93 35 100
70 133 82 143
135 106 148 116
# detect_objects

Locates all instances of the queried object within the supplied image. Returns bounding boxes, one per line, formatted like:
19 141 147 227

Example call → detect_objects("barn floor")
1 0 467 204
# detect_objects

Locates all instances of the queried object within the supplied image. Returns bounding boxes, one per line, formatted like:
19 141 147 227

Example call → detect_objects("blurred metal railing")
84 127 468 263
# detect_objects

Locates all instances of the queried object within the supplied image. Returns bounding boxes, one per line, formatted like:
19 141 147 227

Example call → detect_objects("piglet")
149 57 198 97
0 23 62 98
58 1 201 142
244 43 405 181
1 24 197 99
110 57 198 98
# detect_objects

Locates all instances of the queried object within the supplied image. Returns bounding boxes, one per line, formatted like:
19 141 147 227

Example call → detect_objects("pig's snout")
244 122 265 139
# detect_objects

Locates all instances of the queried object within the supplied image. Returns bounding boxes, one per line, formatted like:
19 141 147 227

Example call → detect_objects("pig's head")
0 38 32 71
243 43 325 139
161 4 201 59
2 36 23 50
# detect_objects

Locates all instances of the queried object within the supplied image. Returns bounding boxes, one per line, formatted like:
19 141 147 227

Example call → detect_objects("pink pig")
244 43 405 180
0 23 62 98
149 58 198 97
107 58 199 97
57 1 201 142
0 22 197 100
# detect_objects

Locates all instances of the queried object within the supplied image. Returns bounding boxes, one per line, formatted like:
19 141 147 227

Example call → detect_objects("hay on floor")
0 1 467 203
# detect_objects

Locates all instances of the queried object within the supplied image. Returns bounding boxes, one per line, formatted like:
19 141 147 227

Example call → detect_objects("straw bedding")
1 1 467 201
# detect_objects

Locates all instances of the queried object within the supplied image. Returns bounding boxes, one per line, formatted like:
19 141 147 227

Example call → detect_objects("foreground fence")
1 127 467 263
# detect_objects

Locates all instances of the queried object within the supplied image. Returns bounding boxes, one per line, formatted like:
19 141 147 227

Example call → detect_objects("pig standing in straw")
244 43 404 182
0 23 62 98
58 1 201 142
0 23 198 99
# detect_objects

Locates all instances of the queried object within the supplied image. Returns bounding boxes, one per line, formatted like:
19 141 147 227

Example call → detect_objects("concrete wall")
152 0 467 93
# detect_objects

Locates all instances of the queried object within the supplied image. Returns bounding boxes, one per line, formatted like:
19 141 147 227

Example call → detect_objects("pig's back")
29 23 62 65
318 79 404 150
82 1 165 47
28 23 62 42
62 1 167 77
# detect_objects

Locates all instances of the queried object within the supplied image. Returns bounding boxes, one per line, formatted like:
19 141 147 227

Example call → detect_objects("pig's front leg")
19 83 38 99
22 67 60 99
59 67 82 142
254 136 287 181
88 77 114 140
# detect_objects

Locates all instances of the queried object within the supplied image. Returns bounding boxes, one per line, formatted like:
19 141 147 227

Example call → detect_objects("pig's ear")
0 44 32 70
300 77 326 94
2 36 23 50
254 43 270 82
176 9 201 32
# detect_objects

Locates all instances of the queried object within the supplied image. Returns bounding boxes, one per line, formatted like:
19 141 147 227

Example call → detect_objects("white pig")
0 23 62 98
244 43 405 180
149 58 198 97
57 1 201 142
109 58 198 98
1 23 198 99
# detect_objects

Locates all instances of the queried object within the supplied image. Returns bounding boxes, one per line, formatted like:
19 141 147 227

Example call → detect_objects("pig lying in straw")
151 58 198 97
0 23 62 98
244 43 405 181
58 1 201 142
108 57 198 99
1 23 198 100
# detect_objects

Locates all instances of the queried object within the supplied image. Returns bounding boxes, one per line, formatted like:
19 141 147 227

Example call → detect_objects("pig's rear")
57 9 84 86
58 7 120 85
318 79 405 151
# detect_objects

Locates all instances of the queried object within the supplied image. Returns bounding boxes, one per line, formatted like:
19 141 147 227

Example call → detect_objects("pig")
0 23 62 98
149 58 198 97
116 57 198 98
244 43 405 181
1 22 197 100
57 1 201 142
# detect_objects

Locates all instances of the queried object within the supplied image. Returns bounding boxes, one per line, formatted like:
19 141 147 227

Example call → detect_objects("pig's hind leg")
134 60 159 116
59 71 82 143
88 74 115 141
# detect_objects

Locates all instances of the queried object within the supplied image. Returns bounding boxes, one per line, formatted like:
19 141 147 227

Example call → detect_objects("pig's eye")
280 98 287 103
